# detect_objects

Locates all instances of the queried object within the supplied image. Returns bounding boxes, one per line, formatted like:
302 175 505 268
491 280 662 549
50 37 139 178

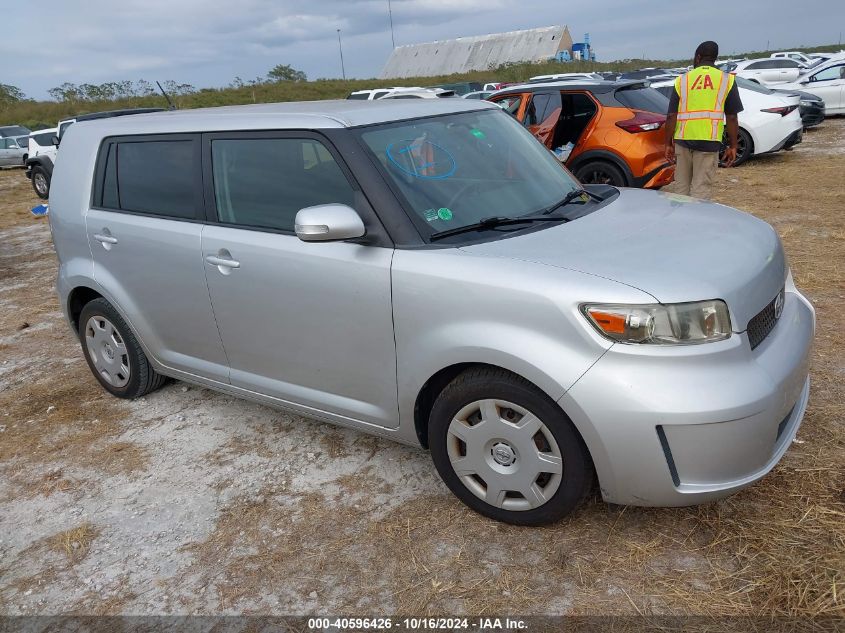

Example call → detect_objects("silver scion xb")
48 100 814 525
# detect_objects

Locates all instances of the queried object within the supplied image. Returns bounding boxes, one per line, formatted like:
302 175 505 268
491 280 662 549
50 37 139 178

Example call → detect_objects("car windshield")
0 125 30 137
355 109 582 242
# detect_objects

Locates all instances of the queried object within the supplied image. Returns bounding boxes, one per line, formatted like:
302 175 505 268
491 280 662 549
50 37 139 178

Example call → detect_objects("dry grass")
51 523 99 564
0 170 148 495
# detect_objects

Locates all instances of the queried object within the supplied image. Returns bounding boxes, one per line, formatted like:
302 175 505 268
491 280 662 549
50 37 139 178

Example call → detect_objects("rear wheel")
428 367 593 525
574 160 627 187
79 298 166 399
31 166 50 199
721 128 753 167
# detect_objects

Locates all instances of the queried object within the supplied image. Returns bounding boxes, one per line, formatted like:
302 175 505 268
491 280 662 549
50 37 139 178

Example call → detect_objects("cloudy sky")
3 0 843 99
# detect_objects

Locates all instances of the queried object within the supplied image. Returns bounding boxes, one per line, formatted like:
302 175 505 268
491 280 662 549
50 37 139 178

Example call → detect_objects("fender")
25 155 54 178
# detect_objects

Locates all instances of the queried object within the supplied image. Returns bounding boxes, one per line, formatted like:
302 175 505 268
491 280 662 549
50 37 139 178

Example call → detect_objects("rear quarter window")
615 87 670 113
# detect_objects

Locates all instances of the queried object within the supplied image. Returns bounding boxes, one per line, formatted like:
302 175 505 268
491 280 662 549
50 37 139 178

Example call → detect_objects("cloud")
2 0 842 99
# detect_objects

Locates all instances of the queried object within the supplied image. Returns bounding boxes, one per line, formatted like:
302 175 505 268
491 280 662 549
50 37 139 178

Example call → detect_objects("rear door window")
209 137 356 233
811 65 845 81
96 136 200 219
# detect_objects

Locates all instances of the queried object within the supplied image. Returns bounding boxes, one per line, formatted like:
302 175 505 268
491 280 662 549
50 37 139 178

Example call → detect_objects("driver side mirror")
51 136 60 147
294 204 365 242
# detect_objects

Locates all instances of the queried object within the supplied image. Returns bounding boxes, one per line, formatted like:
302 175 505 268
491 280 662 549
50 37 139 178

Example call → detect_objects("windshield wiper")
429 215 569 242
540 188 603 215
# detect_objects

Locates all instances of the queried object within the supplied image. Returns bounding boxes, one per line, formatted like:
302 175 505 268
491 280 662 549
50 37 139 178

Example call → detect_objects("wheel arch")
739 126 756 156
67 285 105 334
413 361 590 452
567 149 633 186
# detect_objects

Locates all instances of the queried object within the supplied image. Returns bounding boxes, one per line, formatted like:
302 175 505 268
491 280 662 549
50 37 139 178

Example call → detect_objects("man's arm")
722 114 739 167
721 83 743 167
665 88 679 163
665 112 678 163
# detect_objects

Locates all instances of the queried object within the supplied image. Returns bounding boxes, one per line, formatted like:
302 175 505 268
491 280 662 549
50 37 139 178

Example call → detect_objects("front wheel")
31 166 50 199
428 368 594 525
573 160 627 187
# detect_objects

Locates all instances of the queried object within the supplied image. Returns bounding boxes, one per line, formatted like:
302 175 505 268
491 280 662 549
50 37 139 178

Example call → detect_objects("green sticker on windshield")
470 128 486 139
437 207 453 221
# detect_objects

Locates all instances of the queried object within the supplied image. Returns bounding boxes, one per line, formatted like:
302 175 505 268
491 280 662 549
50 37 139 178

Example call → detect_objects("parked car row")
718 52 845 115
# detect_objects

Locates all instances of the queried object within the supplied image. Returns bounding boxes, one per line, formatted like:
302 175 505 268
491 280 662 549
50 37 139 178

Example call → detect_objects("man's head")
694 41 719 66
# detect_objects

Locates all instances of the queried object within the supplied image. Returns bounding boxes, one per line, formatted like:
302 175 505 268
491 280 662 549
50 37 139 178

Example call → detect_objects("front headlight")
582 300 732 345
799 99 813 107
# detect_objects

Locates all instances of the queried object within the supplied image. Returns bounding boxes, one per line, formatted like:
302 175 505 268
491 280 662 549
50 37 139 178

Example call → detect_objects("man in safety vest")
665 41 743 199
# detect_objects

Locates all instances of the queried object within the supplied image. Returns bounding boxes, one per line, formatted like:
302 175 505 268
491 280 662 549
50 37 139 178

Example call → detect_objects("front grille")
747 288 783 350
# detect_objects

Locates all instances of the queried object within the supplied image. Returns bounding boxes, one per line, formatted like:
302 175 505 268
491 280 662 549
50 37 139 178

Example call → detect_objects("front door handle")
205 255 240 269
94 233 118 244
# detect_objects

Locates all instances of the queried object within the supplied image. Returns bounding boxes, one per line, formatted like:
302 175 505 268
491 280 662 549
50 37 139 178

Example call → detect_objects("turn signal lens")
582 300 731 345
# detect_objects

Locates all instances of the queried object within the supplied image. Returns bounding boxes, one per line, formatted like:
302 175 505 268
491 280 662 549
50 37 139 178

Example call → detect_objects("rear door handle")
205 255 240 269
94 233 118 244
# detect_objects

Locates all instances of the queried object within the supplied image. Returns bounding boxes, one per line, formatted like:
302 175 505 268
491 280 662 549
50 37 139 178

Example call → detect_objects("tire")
78 298 166 399
720 128 753 167
31 166 50 199
574 160 627 187
428 367 594 525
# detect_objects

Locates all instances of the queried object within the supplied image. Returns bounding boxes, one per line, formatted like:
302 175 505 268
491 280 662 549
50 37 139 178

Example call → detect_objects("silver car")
0 135 27 167
48 100 814 525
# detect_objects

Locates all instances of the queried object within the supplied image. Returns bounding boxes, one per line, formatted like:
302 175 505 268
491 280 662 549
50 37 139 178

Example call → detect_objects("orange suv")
489 80 674 188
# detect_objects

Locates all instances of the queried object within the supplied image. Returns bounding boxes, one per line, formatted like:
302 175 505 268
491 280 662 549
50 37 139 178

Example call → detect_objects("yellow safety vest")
674 66 734 142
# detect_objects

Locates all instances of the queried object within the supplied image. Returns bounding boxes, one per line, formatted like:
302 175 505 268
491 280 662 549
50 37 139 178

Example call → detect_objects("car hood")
459 188 786 330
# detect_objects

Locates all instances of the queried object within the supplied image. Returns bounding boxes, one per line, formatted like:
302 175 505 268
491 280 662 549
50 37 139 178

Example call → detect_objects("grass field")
2 43 843 130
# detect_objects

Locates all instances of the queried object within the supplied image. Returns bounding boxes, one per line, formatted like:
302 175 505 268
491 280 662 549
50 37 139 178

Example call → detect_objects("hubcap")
446 399 563 511
84 316 130 388
34 173 48 195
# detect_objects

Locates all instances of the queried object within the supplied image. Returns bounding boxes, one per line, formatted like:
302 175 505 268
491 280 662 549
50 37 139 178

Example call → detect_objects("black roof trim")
71 108 166 122
496 80 648 94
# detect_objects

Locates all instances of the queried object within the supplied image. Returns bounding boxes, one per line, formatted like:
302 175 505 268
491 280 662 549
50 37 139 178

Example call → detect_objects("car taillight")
761 105 798 116
616 111 666 133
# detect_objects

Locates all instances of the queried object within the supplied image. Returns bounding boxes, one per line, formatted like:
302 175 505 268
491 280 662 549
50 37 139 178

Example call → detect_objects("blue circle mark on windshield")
385 139 456 180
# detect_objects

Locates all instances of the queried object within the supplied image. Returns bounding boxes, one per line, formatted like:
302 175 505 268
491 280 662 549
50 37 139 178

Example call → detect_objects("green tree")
0 83 26 104
267 64 306 82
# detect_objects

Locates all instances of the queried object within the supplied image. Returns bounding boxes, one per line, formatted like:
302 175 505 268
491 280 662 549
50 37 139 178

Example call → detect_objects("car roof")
70 99 497 136
494 79 647 94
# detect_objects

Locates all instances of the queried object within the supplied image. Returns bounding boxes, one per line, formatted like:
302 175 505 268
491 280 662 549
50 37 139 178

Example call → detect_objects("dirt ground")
0 120 843 618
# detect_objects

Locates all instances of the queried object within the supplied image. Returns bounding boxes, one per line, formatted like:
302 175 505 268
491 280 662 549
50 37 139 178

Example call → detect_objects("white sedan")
777 60 845 115
651 77 802 166
731 58 804 85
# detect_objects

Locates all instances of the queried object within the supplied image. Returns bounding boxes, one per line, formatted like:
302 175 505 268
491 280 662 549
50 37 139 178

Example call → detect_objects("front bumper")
559 282 815 506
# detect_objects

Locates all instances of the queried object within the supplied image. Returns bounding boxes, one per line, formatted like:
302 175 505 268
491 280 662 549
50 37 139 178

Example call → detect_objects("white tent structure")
381 26 573 79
